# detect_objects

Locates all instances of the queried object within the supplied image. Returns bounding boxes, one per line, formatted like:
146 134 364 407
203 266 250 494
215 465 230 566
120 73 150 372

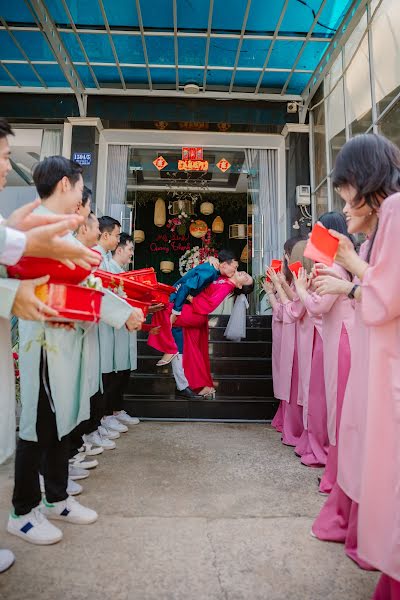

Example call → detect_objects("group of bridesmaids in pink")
264 133 400 600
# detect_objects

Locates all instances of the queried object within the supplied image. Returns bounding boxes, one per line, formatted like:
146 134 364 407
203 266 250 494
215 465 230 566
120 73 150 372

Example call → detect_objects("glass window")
326 55 346 166
379 100 400 148
332 185 344 213
371 0 400 115
315 181 328 218
312 85 327 188
344 13 372 135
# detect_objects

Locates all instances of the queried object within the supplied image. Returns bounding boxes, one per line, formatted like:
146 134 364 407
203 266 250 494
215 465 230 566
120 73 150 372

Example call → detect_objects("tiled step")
124 395 278 421
207 315 272 328
137 356 272 376
139 325 272 342
128 373 274 397
139 340 271 358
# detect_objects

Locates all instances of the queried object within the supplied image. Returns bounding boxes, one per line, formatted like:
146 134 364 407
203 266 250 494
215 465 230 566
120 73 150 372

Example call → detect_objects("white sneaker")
85 431 116 450
101 416 128 433
7 507 63 545
114 410 140 425
40 497 98 525
0 549 15 573
98 425 120 440
69 452 98 470
39 474 82 496
78 441 103 456
69 465 90 481
67 479 83 496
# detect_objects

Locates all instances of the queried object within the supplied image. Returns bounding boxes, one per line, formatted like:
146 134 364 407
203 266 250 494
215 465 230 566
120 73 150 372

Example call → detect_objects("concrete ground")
0 423 378 600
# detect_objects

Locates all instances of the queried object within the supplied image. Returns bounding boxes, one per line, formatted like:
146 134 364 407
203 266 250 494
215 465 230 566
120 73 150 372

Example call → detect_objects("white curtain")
259 148 279 268
40 129 62 160
245 148 279 272
105 145 129 216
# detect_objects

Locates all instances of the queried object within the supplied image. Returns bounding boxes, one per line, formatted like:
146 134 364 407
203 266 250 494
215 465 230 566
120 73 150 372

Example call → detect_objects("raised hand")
24 220 101 270
5 199 82 231
262 280 274 294
266 266 279 285
293 267 309 291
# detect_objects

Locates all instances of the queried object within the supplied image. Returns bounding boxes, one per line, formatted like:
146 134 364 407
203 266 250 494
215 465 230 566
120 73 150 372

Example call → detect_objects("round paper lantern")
189 220 208 238
154 198 166 227
160 260 174 273
212 216 224 233
133 230 145 243
200 201 214 215
240 244 248 263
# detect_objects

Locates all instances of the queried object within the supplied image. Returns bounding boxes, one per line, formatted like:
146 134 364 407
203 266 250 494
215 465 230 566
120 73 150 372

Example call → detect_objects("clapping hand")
292 267 309 291
266 266 279 285
262 279 274 294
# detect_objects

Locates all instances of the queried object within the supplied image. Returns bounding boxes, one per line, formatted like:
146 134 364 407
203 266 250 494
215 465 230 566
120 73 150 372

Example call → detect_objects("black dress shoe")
175 387 201 399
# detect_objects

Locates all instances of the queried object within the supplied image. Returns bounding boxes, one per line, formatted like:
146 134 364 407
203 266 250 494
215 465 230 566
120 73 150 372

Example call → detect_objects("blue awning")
0 0 353 97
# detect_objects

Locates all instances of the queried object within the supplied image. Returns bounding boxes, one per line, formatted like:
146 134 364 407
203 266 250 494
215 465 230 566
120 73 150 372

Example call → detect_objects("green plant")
255 274 271 311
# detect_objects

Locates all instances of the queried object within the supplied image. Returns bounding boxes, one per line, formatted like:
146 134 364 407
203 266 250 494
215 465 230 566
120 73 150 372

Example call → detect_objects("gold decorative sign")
216 158 231 173
153 156 168 171
178 159 209 172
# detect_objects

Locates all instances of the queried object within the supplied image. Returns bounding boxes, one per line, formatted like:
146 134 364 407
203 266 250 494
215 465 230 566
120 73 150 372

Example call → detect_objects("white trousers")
171 354 188 391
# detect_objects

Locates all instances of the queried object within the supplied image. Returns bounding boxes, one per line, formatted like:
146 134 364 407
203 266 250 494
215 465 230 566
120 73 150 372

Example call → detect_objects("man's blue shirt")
170 262 219 314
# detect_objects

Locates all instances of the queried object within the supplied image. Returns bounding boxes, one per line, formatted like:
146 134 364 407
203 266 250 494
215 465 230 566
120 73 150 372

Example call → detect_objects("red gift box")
121 267 158 287
8 256 93 285
304 223 339 266
35 283 103 322
95 269 154 302
266 259 282 282
288 261 303 277
150 282 176 304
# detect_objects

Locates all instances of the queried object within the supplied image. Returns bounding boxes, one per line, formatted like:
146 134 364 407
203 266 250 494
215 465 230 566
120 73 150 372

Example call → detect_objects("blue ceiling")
0 0 354 96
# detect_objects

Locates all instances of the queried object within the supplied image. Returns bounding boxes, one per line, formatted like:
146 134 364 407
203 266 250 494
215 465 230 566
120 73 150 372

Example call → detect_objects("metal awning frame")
0 0 354 108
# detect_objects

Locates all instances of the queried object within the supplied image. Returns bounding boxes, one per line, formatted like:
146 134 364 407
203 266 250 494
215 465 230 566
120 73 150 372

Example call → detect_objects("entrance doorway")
96 130 286 316
96 130 285 420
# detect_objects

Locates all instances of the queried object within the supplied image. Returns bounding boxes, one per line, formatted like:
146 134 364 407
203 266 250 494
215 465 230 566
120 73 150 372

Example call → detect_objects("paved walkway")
0 423 378 600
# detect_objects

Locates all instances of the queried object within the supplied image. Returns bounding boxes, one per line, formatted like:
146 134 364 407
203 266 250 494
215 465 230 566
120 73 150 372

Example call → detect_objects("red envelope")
304 223 339 266
266 259 282 282
288 261 302 277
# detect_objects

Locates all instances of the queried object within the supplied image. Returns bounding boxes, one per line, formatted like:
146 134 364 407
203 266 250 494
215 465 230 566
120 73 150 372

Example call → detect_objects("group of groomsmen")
0 117 144 571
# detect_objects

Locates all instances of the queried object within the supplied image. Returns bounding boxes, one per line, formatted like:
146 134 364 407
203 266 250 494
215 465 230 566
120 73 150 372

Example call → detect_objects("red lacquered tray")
121 267 158 287
36 283 103 322
8 256 93 285
125 297 152 318
150 282 176 304
95 269 154 301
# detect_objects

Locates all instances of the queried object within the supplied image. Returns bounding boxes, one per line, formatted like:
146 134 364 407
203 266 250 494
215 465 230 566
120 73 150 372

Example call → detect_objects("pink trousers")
147 302 212 391
281 335 303 447
372 575 400 600
312 483 376 571
295 330 329 467
271 401 284 433
319 327 350 494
